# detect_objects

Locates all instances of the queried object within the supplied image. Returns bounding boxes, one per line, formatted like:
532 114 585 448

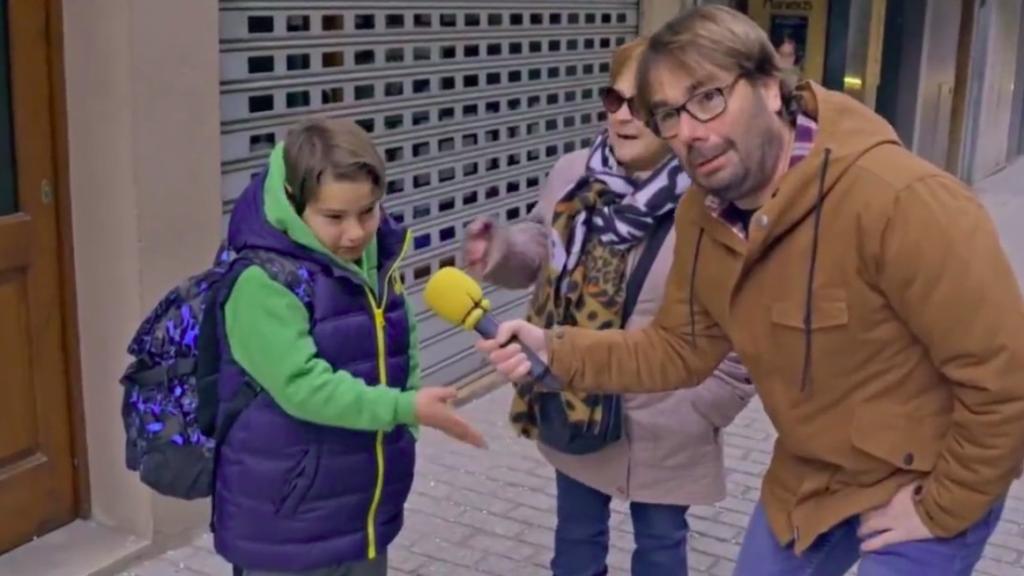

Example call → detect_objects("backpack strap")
241 249 317 313
204 248 311 534
202 248 311 445
200 254 262 532
622 213 674 324
194 288 224 438
213 382 259 447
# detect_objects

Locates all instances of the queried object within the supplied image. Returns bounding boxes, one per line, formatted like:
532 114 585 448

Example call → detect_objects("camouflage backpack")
120 245 310 499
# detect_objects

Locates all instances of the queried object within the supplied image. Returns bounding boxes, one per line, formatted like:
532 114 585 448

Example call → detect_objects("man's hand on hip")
858 482 935 552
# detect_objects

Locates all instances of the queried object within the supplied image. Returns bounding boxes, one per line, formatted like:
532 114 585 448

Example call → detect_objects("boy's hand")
415 387 487 448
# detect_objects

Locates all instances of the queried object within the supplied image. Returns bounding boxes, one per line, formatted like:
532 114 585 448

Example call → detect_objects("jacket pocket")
769 290 850 382
849 408 947 477
274 444 321 517
770 289 849 329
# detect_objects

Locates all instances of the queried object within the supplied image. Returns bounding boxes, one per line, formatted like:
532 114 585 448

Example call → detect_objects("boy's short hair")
283 118 386 214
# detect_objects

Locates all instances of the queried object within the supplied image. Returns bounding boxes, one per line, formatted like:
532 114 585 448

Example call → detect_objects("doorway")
875 0 926 148
961 0 1023 181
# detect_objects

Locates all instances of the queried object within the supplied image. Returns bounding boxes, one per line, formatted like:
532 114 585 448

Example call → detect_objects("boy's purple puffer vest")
212 173 415 572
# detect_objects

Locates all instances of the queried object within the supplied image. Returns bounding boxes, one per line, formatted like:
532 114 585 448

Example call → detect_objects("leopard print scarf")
509 134 688 442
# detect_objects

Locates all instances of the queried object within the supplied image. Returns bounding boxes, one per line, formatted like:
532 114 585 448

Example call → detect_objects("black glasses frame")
647 75 745 139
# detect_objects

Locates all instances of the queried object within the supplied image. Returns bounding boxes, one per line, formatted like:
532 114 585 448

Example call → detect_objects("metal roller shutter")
219 1 640 385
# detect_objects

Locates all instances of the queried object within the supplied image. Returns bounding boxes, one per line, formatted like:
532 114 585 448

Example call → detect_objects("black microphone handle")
474 314 563 391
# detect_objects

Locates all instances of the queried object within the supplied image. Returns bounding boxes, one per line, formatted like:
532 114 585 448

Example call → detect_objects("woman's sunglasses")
600 87 637 117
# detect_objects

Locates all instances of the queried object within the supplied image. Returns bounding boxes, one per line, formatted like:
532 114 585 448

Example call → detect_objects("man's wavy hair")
634 6 800 125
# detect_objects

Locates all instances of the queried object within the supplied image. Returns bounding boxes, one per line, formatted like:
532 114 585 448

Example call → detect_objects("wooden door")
0 0 77 554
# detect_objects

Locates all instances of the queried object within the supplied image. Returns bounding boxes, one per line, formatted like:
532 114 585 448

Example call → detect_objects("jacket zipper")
363 231 412 560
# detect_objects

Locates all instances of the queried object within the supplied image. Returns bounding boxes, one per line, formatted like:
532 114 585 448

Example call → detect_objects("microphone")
424 267 563 391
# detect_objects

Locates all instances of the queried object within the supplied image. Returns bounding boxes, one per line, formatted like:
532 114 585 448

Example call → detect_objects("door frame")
956 0 1022 181
38 0 90 519
0 0 86 550
946 0 977 178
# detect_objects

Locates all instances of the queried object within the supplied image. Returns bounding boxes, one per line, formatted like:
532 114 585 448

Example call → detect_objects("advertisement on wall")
748 0 829 84
770 14 809 71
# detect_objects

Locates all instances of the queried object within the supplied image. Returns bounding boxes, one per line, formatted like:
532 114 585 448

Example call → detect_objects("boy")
213 118 484 576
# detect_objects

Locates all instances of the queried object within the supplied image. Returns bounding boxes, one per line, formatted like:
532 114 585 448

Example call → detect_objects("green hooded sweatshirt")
222 144 420 433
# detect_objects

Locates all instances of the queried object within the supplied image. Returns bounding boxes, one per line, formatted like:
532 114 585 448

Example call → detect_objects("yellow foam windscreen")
423 267 491 331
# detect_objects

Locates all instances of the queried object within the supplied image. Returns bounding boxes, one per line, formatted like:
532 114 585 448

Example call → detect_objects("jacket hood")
227 143 408 286
753 81 902 254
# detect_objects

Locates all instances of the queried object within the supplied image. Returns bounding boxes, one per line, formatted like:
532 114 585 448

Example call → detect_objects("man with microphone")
474 6 1024 576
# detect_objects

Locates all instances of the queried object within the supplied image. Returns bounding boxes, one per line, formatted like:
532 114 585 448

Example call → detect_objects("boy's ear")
283 182 307 215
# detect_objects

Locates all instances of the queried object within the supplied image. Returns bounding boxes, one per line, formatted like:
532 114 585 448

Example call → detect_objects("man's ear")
758 76 783 115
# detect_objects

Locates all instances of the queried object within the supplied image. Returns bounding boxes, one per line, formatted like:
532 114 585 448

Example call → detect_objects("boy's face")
301 175 381 262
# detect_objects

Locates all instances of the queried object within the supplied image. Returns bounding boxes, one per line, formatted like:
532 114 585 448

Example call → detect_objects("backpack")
120 245 305 500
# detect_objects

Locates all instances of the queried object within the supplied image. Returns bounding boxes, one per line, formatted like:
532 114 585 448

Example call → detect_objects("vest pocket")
274 444 321 517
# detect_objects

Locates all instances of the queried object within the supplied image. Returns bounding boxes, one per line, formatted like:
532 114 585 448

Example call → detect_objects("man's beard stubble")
699 113 787 206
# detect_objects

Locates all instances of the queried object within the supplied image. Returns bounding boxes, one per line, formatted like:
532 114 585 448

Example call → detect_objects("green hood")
263 142 378 286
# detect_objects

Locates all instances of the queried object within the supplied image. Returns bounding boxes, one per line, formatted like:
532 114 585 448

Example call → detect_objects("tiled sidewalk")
120 387 1024 576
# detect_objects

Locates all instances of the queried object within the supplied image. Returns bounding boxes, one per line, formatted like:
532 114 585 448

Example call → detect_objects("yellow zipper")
364 231 411 560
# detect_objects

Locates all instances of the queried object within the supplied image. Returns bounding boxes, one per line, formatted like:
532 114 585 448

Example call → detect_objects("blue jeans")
553 471 690 576
733 499 1004 576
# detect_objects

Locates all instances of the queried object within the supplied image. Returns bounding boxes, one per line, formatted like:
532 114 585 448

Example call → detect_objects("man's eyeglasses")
647 76 744 139
600 87 637 116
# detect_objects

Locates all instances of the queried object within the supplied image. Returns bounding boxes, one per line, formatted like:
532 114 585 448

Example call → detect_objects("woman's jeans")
553 470 690 576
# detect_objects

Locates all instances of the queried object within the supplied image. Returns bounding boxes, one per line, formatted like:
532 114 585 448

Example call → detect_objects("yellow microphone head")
423 267 492 331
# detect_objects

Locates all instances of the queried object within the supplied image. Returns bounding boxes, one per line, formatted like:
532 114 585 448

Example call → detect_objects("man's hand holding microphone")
417 222 561 449
473 320 549 384
423 266 560 390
